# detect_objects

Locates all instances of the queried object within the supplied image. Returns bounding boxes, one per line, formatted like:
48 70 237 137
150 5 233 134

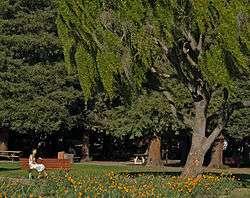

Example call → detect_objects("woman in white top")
29 148 47 178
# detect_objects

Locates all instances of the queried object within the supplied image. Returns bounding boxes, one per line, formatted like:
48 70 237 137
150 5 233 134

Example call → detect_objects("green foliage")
226 79 250 139
57 0 248 99
87 91 184 138
56 0 249 140
0 0 84 134
56 17 75 73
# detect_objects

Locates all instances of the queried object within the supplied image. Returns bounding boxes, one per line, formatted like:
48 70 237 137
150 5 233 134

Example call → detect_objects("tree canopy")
57 0 249 176
56 0 249 100
226 79 250 140
0 0 84 134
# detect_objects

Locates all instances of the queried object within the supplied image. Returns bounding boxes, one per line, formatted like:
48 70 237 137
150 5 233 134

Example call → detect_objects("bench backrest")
19 158 71 170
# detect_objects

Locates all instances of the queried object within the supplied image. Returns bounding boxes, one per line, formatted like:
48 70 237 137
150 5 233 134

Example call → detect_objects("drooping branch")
159 41 194 92
183 42 198 66
197 33 203 52
183 30 203 53
162 90 193 128
187 32 198 51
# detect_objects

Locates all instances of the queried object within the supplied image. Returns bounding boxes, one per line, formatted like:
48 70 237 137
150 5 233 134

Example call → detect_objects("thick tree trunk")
0 128 8 151
181 114 224 177
146 136 163 166
181 135 206 177
181 99 225 177
182 100 208 177
208 133 224 169
81 132 90 162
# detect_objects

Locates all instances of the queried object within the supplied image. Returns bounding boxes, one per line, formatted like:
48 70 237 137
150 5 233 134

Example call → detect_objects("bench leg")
134 156 138 164
142 157 145 164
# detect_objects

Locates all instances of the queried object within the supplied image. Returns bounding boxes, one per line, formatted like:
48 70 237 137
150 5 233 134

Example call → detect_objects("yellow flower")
78 192 83 197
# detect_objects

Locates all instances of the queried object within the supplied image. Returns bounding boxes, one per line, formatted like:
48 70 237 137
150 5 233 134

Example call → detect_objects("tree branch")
203 123 224 152
208 100 250 120
183 116 194 128
197 33 203 52
158 40 169 56
163 90 177 117
229 100 250 110
162 90 193 128
183 42 198 66
204 100 250 151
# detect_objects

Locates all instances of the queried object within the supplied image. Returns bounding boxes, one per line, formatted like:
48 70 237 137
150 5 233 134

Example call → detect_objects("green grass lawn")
1 161 250 197
0 161 181 178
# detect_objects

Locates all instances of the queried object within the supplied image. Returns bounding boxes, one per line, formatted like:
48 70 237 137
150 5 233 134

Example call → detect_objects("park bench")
19 158 71 170
133 153 148 165
0 151 22 161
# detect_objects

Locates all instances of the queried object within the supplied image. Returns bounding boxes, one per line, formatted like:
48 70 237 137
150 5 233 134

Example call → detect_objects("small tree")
56 0 249 177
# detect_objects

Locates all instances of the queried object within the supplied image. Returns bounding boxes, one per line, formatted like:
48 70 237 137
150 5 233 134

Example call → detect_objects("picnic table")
133 153 148 165
0 150 22 161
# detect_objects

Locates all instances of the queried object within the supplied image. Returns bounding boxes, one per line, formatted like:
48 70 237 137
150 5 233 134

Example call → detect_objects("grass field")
1 161 250 197
0 161 181 178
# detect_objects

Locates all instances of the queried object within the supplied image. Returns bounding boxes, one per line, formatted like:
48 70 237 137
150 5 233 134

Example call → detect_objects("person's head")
32 148 37 155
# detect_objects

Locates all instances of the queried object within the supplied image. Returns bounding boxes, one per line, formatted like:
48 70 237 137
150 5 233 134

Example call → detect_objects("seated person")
29 148 47 178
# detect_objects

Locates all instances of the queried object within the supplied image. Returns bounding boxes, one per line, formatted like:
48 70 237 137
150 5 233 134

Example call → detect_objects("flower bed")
0 172 239 197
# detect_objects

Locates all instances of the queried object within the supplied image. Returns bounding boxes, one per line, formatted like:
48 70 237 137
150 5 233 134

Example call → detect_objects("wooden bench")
0 151 22 161
19 158 71 170
133 154 148 165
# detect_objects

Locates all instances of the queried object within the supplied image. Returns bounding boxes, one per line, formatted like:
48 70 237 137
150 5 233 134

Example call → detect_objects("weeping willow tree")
56 0 250 177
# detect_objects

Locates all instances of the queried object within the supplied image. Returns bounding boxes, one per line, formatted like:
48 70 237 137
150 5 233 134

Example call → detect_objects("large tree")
88 91 184 166
0 0 84 147
56 0 249 177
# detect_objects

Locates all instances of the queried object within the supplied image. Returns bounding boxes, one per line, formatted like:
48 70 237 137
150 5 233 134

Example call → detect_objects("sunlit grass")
1 161 249 197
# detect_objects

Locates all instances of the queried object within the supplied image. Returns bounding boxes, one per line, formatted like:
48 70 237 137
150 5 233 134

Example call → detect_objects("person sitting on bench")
29 148 47 179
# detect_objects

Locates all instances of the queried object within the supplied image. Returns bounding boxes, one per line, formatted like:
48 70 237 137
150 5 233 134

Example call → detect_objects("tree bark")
182 100 210 177
208 133 224 169
146 136 163 166
181 135 206 177
0 128 8 151
81 132 90 162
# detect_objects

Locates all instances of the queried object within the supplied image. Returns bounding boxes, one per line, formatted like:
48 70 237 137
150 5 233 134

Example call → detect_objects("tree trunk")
181 135 206 177
81 132 90 162
208 133 224 169
0 128 8 151
146 136 163 166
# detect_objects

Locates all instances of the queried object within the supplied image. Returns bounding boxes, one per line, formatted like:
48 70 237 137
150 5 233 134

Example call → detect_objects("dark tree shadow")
0 167 20 172
118 171 181 177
